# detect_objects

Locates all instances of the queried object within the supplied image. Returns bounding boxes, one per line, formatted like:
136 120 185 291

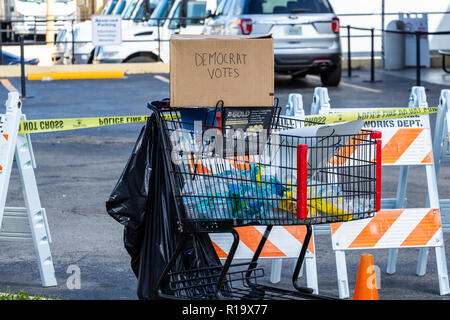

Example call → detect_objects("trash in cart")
170 110 376 226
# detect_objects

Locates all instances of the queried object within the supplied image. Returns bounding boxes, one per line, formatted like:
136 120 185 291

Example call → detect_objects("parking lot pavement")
0 69 449 300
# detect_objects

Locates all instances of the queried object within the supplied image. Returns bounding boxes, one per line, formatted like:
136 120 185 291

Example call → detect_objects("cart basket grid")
153 105 381 231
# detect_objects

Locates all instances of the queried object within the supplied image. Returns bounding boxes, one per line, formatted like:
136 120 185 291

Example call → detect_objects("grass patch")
0 287 58 300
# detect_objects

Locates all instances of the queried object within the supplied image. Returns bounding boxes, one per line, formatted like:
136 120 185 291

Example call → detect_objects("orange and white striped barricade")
315 86 449 298
413 89 450 283
0 92 56 287
209 225 318 293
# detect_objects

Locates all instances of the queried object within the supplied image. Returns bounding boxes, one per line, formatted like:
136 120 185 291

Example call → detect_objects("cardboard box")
170 34 274 108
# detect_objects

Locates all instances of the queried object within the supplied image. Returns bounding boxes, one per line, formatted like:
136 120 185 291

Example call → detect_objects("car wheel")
124 55 156 63
320 64 341 87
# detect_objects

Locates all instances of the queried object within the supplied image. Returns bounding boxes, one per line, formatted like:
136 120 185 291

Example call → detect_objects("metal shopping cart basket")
148 99 382 300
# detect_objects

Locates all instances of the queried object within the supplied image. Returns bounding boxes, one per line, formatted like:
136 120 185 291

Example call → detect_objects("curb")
0 62 169 78
28 70 125 80
0 56 446 79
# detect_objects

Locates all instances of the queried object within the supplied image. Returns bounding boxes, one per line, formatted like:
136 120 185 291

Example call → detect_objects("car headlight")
104 51 119 58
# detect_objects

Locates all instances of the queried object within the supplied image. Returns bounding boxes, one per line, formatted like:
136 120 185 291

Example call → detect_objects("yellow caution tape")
303 107 438 126
19 115 151 134
17 107 438 134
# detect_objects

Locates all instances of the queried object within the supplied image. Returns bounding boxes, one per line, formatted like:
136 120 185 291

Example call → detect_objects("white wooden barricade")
0 92 56 287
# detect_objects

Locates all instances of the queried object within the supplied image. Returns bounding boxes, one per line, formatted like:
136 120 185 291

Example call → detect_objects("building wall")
330 0 450 55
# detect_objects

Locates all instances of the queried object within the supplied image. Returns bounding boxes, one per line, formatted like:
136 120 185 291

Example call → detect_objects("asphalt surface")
1 69 450 300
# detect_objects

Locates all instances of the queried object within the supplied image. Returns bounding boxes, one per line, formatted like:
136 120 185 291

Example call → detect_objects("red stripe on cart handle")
370 130 382 139
376 139 382 212
297 144 308 219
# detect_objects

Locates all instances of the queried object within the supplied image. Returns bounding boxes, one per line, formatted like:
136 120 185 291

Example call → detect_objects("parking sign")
91 15 122 46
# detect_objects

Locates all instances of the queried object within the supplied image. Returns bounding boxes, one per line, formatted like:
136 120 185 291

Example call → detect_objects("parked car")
203 0 341 86
1 51 39 65
52 0 159 65
93 0 210 63
52 0 121 65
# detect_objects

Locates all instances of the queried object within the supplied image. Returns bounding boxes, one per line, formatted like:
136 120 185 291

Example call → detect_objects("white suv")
203 0 342 86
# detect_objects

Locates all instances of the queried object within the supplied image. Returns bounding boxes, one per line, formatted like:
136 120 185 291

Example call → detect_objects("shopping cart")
148 99 382 300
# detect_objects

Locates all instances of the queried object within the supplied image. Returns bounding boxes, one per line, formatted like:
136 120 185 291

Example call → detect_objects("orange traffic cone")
353 254 379 300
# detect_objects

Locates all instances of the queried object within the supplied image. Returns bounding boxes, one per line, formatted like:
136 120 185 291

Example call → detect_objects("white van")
52 0 120 64
53 0 159 65
93 0 212 63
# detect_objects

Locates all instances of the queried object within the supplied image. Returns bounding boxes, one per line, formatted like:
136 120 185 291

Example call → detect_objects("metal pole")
71 19 75 64
416 31 421 87
157 19 161 61
381 0 385 68
370 28 375 82
19 35 26 98
0 24 3 65
347 25 352 77
34 17 37 42
363 27 380 83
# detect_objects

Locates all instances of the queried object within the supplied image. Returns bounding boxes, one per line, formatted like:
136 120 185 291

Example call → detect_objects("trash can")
384 20 406 70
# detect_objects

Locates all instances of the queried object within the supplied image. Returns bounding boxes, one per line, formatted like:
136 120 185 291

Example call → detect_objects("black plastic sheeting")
106 108 222 299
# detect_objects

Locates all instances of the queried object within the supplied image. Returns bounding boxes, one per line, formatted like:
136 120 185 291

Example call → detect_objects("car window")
114 0 127 14
122 0 139 18
107 0 119 13
222 0 232 15
148 0 174 26
245 0 332 14
215 0 225 15
215 0 232 16
149 0 160 11
169 2 181 29
169 0 206 29
134 2 146 20
186 1 206 24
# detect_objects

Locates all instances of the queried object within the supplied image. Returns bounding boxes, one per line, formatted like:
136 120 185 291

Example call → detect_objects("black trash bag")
107 108 223 299
106 122 150 276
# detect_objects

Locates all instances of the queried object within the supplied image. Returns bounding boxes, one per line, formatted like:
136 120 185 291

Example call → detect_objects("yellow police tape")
303 106 438 126
19 115 151 134
18 107 438 134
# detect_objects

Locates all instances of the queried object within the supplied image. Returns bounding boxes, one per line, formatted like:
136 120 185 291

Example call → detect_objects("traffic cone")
353 254 379 300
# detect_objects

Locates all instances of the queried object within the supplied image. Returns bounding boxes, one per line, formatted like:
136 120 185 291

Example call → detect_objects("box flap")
170 34 273 40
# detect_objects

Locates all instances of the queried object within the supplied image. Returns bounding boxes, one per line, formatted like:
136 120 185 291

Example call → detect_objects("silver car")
203 0 341 86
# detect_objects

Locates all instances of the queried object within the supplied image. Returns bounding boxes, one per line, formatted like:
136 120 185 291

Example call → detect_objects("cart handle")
375 139 382 212
369 130 382 211
297 144 308 219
